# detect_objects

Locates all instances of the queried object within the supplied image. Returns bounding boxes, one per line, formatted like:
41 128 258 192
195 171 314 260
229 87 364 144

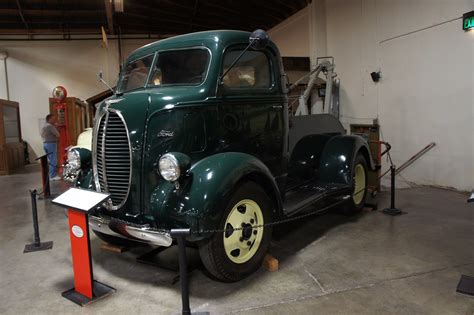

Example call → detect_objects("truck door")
218 47 285 180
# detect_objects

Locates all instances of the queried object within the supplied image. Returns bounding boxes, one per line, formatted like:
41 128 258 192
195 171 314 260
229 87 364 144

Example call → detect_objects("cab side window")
222 50 271 89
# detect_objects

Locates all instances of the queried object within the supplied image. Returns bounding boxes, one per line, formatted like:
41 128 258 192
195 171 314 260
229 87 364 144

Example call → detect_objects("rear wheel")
199 182 272 282
343 153 368 214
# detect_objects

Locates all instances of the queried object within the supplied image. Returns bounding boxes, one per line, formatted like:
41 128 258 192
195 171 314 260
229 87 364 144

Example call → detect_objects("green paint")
73 30 374 242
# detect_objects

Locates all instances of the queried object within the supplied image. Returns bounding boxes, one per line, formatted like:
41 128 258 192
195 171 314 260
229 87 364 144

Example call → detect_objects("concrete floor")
0 166 473 314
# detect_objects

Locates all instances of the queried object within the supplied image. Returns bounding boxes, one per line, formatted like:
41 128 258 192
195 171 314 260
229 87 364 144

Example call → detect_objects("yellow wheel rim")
223 199 264 264
353 164 366 204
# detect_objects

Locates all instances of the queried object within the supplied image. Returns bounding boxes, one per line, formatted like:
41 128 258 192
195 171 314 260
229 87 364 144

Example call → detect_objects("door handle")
271 105 283 110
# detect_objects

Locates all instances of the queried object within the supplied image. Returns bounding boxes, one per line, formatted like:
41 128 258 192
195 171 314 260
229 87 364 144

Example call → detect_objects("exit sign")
463 11 474 31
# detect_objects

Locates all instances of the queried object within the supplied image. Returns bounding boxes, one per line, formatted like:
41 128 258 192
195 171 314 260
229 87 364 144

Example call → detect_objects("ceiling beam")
190 0 199 32
0 9 105 17
104 0 114 34
15 0 29 32
0 28 101 35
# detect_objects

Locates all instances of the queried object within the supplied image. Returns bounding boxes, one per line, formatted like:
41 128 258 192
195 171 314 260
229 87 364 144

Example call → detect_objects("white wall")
324 0 473 191
268 7 310 57
0 38 153 158
270 0 473 191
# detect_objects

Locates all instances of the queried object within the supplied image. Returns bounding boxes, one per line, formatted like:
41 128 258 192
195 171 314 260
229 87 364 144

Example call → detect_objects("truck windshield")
149 48 210 87
117 54 154 93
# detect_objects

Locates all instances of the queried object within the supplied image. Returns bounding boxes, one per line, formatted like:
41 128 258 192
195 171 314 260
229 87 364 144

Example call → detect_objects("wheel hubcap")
223 199 264 264
353 164 366 204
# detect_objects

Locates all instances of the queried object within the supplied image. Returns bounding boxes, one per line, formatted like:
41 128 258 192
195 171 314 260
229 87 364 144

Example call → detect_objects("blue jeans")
43 142 57 178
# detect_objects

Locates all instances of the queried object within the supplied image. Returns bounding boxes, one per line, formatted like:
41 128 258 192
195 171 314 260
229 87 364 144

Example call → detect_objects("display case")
0 99 25 175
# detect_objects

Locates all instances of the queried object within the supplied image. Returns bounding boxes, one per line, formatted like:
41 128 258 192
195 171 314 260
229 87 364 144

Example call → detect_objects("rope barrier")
189 197 350 235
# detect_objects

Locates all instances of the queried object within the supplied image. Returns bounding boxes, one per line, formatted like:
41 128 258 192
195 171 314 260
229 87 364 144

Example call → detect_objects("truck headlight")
158 152 191 182
63 148 91 183
159 154 180 182
67 149 81 169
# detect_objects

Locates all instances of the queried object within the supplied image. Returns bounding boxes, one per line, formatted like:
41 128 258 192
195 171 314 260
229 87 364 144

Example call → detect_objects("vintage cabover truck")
64 30 374 282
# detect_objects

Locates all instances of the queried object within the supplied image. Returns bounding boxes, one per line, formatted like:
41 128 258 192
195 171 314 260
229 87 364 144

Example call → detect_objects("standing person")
41 114 61 180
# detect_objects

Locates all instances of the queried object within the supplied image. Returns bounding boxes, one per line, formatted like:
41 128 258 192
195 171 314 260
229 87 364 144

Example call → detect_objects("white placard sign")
52 188 110 212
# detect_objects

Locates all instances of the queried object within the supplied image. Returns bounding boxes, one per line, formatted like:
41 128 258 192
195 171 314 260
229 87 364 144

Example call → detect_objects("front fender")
149 152 282 240
76 168 94 190
319 135 375 185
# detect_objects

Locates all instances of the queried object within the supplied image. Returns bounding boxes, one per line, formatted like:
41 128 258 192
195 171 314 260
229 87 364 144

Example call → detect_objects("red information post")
52 188 115 306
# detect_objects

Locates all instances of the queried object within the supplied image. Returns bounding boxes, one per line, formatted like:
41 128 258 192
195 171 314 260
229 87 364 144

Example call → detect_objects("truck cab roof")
127 30 280 62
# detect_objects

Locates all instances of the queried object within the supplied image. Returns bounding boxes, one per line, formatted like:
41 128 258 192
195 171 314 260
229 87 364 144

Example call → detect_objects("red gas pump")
51 86 70 172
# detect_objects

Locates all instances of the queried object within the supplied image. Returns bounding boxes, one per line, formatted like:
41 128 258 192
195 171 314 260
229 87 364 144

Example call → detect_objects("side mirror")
96 70 115 94
249 29 269 50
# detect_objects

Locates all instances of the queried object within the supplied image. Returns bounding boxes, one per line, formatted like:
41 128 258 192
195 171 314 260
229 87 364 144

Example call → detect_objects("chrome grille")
94 110 131 210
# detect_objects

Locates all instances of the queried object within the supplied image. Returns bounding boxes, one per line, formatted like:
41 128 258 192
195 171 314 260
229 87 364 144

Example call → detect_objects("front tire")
199 182 272 282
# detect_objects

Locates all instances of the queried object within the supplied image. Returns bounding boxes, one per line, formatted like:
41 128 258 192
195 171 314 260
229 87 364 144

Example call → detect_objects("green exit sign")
463 11 474 31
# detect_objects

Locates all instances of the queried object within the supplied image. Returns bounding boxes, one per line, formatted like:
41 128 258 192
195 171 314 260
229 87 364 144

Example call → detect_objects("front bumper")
89 215 172 247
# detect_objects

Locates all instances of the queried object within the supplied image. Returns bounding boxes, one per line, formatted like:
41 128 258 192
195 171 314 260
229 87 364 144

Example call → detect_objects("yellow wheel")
223 199 264 264
199 182 272 282
343 153 368 214
352 164 366 205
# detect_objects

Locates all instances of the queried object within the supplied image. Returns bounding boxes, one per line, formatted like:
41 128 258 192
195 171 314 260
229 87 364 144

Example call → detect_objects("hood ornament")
104 98 123 110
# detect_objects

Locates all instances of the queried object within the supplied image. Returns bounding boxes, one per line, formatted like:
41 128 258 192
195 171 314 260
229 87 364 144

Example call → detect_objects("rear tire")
199 182 272 282
343 153 368 215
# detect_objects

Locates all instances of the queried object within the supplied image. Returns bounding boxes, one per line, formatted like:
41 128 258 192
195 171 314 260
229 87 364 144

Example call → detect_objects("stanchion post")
36 154 51 199
172 228 191 315
171 228 209 315
383 165 402 216
31 190 40 245
24 189 53 253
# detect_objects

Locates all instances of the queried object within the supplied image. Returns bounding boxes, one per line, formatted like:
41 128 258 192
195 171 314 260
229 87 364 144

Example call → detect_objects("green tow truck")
63 30 374 282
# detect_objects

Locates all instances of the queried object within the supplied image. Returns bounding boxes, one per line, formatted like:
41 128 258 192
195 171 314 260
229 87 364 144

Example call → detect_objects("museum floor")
1 165 473 314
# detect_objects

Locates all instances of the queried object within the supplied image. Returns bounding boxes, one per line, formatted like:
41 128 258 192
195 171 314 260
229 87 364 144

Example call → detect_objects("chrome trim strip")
101 110 109 191
89 215 128 239
124 225 172 247
92 110 107 192
92 108 132 211
89 215 172 247
106 108 133 211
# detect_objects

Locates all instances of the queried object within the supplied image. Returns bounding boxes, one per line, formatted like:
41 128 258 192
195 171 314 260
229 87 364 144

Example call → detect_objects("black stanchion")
455 192 474 295
171 228 209 315
36 154 52 199
383 165 402 216
23 189 53 253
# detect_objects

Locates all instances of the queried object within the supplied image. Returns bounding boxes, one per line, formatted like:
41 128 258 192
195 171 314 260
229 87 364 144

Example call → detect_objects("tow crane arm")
289 57 337 116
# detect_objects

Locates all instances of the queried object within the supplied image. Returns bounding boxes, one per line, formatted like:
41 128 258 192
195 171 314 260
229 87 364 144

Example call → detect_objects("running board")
283 183 352 215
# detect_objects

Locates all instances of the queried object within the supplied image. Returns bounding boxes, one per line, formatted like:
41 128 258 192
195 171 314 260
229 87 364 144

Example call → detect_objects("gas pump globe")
52 85 67 100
